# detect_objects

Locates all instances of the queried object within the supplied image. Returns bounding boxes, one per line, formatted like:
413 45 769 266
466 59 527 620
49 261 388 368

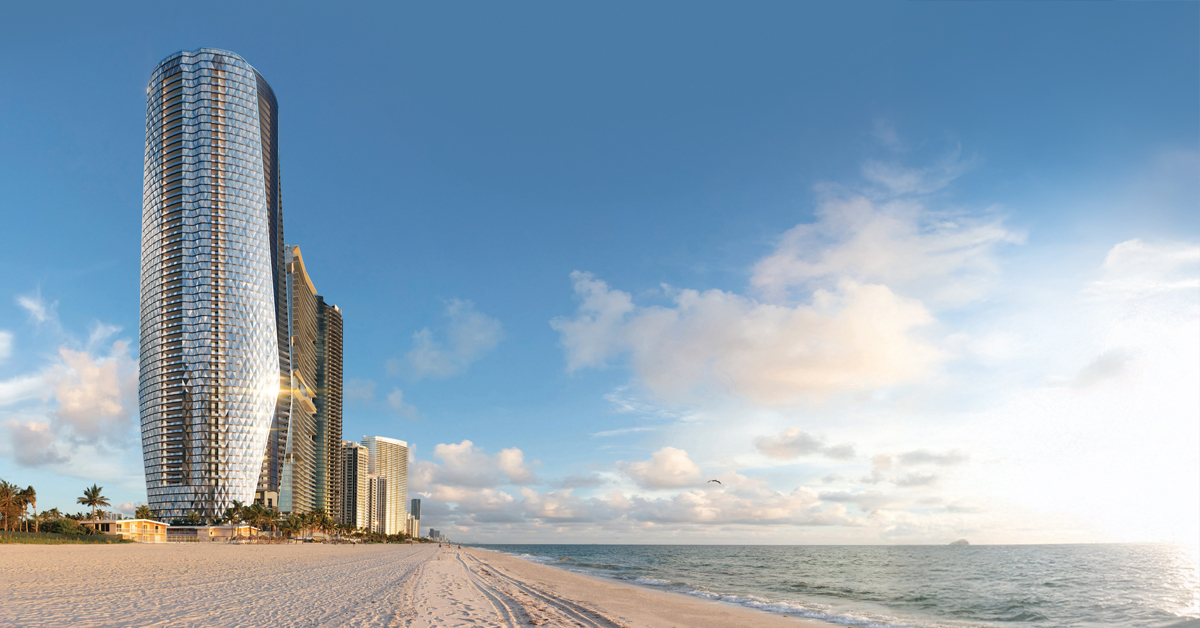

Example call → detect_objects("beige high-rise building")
340 441 368 529
272 246 343 515
363 435 408 535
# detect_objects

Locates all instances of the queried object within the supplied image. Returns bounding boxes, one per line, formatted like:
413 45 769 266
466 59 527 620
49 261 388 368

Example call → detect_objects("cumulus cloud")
4 420 69 466
49 342 136 441
1 339 137 469
386 388 418 419
412 440 538 491
553 273 940 404
404 299 503 379
754 427 856 460
620 446 703 489
424 469 863 532
496 447 536 484
751 194 1021 306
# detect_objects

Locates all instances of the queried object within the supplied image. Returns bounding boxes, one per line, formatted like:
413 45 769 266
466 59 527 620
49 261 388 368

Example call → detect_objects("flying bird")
707 479 722 484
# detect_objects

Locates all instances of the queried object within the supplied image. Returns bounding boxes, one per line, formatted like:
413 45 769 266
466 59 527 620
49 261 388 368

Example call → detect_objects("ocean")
471 543 1199 628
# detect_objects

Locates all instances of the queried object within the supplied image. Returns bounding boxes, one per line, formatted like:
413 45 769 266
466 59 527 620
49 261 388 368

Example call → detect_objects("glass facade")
138 49 287 519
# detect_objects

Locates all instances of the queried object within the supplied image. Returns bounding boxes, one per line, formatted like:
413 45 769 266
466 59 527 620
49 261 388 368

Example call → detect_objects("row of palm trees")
0 480 36 532
2 480 414 543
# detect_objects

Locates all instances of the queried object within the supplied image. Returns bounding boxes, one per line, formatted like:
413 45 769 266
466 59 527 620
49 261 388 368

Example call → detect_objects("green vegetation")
0 530 131 544
77 484 110 521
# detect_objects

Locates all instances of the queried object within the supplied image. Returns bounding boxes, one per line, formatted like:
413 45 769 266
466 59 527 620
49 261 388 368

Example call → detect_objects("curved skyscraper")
138 49 288 519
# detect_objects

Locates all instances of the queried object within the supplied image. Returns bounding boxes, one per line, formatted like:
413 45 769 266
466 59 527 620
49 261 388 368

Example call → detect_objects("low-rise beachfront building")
167 524 259 543
81 519 170 543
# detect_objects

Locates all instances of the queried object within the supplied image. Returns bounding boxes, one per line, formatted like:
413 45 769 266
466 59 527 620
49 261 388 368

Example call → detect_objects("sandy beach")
0 544 832 627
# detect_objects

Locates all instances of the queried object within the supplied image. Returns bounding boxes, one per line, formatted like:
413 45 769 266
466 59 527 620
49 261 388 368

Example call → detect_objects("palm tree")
135 505 153 520
223 500 245 532
0 481 19 531
280 515 302 539
77 484 111 522
20 487 36 533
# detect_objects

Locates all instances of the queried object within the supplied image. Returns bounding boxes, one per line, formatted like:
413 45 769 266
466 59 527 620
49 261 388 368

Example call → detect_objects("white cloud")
404 299 503 379
17 291 58 327
0 374 45 406
897 449 968 467
1071 349 1134 389
0 330 12 363
3 420 69 466
496 447 536 484
751 194 1021 306
620 446 703 489
553 273 941 404
386 388 418 419
1087 238 1200 300
1 339 137 470
754 428 856 460
48 342 136 442
551 274 635 372
412 440 538 491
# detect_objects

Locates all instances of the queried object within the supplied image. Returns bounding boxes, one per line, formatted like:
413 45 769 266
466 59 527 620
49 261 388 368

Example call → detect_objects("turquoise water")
472 544 1199 628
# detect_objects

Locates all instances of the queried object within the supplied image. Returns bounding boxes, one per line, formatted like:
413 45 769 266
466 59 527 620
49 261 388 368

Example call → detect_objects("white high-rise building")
363 435 408 535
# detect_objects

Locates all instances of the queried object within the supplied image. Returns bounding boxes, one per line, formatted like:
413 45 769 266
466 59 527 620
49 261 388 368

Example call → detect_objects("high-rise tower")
315 298 344 516
363 436 408 535
138 49 287 519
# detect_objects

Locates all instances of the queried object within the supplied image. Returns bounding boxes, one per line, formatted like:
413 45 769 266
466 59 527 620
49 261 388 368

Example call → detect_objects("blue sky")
1 2 1197 544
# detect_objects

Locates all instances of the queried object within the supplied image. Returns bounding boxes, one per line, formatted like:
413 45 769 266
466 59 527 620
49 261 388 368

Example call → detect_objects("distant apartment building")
363 436 408 535
410 498 421 538
341 441 369 528
366 473 386 534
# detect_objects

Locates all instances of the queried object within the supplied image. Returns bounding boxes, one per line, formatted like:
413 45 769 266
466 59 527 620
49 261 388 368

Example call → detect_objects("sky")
0 2 1197 545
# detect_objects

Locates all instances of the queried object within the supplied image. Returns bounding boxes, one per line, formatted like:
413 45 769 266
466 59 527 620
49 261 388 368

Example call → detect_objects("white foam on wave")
681 589 970 628
631 576 670 586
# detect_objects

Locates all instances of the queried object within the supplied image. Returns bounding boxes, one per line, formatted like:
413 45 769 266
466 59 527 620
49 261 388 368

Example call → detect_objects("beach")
0 544 831 628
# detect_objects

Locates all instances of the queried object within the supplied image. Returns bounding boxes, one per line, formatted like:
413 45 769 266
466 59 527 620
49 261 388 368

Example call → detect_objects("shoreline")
463 545 838 628
0 543 835 627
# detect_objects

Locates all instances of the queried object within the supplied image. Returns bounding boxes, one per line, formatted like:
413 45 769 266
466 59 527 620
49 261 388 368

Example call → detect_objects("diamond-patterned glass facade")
139 49 287 519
